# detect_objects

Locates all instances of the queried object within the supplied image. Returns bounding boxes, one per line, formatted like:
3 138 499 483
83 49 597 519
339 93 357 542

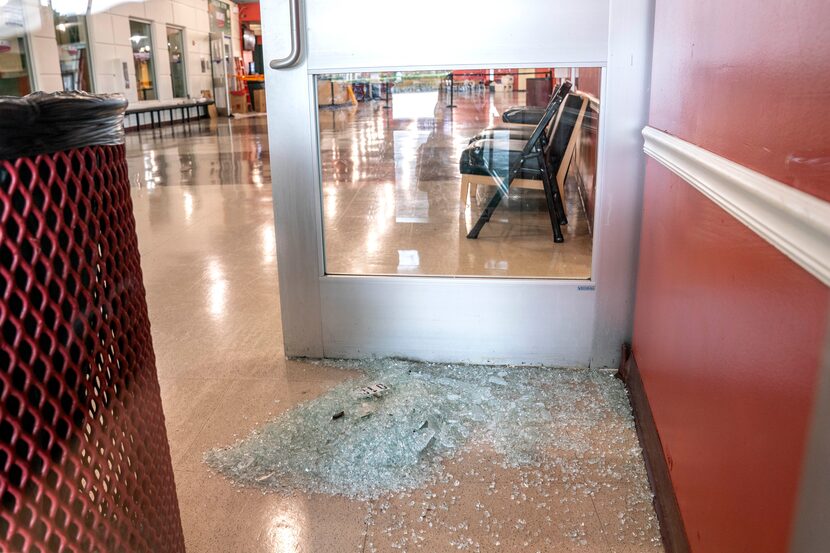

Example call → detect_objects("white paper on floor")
204 358 639 500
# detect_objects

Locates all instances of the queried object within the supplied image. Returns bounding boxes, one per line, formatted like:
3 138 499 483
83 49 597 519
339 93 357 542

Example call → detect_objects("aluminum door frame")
262 0 655 367
210 32 231 115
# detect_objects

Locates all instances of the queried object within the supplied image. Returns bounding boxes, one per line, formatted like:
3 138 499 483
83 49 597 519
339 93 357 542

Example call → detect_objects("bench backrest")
520 81 572 157
544 93 587 167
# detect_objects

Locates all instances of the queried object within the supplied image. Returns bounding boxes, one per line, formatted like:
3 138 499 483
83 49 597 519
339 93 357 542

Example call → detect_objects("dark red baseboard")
618 344 692 553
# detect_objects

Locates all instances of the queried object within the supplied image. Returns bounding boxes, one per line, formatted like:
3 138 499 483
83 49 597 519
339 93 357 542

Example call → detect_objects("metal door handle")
270 0 302 69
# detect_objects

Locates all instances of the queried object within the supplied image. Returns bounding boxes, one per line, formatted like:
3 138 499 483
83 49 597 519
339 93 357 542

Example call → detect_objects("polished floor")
319 89 593 278
126 116 659 552
123 89 593 280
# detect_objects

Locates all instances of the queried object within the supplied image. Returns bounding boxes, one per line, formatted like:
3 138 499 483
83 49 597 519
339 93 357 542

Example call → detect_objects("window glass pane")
130 20 156 100
53 6 93 92
167 27 186 98
317 67 601 279
0 0 32 96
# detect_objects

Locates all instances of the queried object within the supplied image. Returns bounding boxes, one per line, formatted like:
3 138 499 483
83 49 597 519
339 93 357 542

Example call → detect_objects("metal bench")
459 84 589 242
125 98 215 131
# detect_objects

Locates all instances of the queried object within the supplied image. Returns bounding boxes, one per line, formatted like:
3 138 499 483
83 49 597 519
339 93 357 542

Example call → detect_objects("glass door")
209 32 232 115
261 0 652 367
316 69 599 279
52 4 94 92
223 35 235 112
0 0 31 96
167 26 186 98
129 20 156 100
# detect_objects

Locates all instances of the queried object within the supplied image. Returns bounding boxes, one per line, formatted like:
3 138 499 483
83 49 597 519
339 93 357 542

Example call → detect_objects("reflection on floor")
127 116 659 552
320 90 593 278
125 114 271 188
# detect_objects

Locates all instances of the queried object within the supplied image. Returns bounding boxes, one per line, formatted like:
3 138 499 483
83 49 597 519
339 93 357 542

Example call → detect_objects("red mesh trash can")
0 92 185 551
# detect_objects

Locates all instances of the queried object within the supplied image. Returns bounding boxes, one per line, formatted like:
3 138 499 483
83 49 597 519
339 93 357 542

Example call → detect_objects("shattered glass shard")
204 358 635 500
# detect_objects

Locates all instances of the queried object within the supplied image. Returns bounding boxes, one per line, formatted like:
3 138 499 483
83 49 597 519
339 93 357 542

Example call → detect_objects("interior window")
167 26 187 98
0 0 32 96
130 20 157 101
52 5 94 92
316 67 601 278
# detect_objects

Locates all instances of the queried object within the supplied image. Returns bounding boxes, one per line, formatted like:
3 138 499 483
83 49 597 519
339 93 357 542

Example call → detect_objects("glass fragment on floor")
204 359 640 500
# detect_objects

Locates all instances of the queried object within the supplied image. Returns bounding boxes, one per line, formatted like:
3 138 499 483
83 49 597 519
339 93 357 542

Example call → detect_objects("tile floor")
127 114 661 552
123 86 593 280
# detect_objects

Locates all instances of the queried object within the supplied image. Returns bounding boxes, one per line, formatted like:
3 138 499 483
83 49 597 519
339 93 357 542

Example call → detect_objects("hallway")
126 117 662 552
1 0 827 549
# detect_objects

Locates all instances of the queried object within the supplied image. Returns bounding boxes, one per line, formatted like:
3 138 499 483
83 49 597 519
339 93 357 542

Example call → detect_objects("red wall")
633 1 830 552
647 1 830 201
238 2 260 22
577 67 601 99
452 69 488 84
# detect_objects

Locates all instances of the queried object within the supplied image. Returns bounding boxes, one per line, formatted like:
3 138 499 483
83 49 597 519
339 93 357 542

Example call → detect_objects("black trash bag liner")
0 91 128 159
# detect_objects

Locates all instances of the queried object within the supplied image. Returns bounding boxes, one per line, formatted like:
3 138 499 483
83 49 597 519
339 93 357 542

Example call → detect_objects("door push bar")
269 0 302 69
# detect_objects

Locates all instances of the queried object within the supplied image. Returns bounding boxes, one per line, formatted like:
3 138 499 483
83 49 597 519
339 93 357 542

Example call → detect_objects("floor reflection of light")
396 150 411 187
143 150 159 188
266 509 304 553
351 141 360 183
485 259 509 271
366 229 379 254
144 171 156 189
364 182 394 255
183 191 194 220
261 225 276 263
325 190 337 219
397 249 420 271
371 184 393 233
489 95 500 125
206 258 227 318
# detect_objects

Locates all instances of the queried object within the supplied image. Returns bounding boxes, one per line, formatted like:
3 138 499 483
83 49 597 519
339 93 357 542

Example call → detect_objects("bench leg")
467 150 565 243
459 178 481 209
466 181 507 239
539 160 564 243
554 188 567 226
554 174 568 226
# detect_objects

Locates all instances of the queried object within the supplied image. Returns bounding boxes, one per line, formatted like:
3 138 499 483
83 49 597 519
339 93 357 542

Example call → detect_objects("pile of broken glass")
205 358 629 500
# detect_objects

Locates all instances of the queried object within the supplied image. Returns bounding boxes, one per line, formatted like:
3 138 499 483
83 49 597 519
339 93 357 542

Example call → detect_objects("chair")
498 83 560 124
459 82 570 207
460 90 589 242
